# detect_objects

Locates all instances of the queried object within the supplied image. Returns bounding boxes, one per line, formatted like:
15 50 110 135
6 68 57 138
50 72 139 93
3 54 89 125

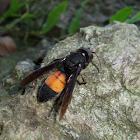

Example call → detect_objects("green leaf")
22 14 36 20
3 0 32 20
53 38 60 43
6 18 21 29
82 0 89 7
109 7 134 23
40 1 67 34
68 0 89 35
125 11 140 23
14 0 32 11
11 0 20 7
68 9 82 35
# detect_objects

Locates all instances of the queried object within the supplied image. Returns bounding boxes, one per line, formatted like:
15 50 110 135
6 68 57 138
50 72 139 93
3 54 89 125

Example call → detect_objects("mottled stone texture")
0 21 140 140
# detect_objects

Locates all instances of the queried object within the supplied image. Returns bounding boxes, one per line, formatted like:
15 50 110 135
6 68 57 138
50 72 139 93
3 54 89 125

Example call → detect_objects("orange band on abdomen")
45 70 66 93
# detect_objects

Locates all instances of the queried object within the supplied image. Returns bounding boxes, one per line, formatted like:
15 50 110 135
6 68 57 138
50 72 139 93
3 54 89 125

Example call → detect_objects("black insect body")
20 47 100 121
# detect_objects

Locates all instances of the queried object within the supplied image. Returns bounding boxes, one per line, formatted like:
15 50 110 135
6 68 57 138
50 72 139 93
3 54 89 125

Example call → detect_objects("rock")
0 21 140 140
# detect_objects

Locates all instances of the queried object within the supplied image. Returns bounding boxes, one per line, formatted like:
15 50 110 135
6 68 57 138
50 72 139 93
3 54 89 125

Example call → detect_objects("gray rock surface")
0 21 140 140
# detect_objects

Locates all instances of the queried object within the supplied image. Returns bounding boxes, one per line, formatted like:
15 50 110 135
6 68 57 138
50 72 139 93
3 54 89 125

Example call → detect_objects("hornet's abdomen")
37 70 67 102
